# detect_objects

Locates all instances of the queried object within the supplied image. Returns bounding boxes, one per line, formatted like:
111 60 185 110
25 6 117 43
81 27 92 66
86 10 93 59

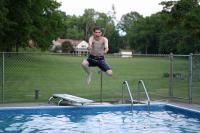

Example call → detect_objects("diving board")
48 94 94 106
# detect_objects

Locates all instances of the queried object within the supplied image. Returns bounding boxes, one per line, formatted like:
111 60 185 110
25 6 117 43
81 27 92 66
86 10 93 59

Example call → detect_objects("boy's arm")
88 36 93 50
104 37 109 54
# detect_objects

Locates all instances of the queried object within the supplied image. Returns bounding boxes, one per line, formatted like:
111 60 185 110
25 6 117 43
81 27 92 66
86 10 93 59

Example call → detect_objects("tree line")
0 0 199 54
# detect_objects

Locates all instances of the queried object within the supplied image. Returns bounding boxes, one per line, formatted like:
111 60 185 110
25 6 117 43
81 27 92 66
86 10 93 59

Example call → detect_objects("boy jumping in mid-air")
81 26 112 84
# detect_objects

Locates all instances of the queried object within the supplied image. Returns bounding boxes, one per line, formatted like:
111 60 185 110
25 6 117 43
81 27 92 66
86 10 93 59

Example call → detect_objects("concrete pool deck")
0 101 200 111
0 102 112 107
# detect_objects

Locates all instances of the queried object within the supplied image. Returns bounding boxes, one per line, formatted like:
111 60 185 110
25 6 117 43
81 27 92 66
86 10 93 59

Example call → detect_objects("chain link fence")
193 54 200 104
168 54 190 102
0 52 199 104
0 53 3 103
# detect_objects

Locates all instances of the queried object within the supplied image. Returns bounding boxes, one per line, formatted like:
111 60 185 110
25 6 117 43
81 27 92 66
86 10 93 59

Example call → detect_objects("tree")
2 0 32 52
126 13 167 54
0 0 64 52
160 0 200 54
182 7 200 53
118 11 142 33
29 0 64 51
0 0 8 51
118 12 143 49
62 15 84 39
159 29 180 54
152 0 200 54
80 9 97 41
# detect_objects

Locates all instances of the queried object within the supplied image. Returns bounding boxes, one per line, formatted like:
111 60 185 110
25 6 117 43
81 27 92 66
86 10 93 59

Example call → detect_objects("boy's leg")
81 59 92 84
106 69 112 76
98 60 112 76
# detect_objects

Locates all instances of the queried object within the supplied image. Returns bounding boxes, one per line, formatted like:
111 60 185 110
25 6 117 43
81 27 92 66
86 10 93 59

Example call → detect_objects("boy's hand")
87 45 92 50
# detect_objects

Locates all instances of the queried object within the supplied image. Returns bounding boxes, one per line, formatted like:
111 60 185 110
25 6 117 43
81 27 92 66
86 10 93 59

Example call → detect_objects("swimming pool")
0 104 200 133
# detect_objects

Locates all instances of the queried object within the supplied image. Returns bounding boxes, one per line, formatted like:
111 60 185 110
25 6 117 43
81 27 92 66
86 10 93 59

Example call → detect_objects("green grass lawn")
0 53 199 104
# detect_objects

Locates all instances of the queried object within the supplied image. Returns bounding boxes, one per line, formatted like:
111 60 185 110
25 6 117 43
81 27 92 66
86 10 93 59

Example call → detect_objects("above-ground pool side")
164 103 200 120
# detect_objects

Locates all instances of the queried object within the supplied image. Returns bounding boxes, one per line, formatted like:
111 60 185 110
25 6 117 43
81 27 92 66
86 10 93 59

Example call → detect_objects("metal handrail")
122 80 134 108
121 80 151 112
138 80 150 109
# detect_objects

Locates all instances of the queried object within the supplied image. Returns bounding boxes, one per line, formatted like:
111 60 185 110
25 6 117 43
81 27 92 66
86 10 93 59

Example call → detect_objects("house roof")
56 39 83 47
52 38 89 52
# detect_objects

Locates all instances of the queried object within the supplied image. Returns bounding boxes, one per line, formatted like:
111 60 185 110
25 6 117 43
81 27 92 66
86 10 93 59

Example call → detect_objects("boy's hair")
93 26 102 32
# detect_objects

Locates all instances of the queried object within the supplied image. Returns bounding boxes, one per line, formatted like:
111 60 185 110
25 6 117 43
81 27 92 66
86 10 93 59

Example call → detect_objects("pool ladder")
122 80 151 111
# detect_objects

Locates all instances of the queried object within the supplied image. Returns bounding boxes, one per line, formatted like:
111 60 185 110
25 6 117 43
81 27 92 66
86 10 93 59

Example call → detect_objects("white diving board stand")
48 94 94 106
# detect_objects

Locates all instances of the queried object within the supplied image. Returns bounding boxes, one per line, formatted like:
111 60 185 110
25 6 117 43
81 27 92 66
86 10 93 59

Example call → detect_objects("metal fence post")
188 53 193 104
169 53 173 97
2 52 4 103
34 89 39 100
100 71 103 103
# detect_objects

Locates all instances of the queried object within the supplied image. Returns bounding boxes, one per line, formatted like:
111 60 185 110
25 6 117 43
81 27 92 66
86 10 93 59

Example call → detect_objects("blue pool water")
0 104 200 133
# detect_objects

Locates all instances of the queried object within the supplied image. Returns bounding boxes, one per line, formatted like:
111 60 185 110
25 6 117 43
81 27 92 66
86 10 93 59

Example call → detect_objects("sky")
56 0 170 21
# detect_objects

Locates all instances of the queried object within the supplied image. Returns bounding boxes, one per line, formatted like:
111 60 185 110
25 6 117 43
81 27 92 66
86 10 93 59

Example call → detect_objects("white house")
119 50 133 58
74 40 89 55
51 38 89 54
